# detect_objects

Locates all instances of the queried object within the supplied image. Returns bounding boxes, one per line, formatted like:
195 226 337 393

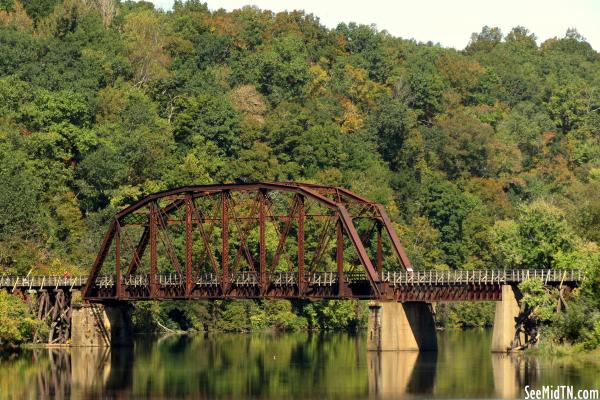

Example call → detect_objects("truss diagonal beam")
189 197 221 284
229 192 259 275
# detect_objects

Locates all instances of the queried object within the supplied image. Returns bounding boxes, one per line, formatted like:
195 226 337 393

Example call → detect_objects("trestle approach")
10 287 75 345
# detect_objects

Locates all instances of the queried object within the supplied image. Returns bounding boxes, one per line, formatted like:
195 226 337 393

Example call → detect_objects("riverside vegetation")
0 0 599 350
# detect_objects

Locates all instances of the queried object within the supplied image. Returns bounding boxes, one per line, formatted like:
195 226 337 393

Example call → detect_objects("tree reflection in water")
0 330 599 399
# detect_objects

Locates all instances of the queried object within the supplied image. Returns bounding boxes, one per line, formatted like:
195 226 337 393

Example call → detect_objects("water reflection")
368 351 437 398
0 330 598 399
492 353 538 399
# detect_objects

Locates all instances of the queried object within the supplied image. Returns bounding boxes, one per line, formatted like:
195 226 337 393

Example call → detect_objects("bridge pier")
367 302 437 351
491 285 523 353
71 303 133 347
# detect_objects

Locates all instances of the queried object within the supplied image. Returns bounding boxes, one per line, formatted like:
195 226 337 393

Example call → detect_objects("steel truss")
83 182 412 301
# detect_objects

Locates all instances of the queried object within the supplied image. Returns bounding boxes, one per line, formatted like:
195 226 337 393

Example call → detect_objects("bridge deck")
1 269 583 302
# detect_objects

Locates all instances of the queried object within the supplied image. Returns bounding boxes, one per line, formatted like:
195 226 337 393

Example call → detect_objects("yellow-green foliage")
0 290 40 346
519 278 557 322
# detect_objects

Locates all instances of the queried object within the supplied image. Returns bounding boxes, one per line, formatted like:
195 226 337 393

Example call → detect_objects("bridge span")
0 183 585 352
1 269 583 302
1 269 583 351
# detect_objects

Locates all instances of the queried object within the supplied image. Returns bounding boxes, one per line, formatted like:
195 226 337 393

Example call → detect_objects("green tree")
0 290 41 346
419 175 489 268
173 94 242 155
490 201 575 269
122 8 170 86
0 141 44 240
369 94 415 169
20 0 59 22
434 112 494 179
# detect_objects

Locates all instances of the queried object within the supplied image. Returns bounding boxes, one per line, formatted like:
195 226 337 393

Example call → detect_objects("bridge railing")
382 269 583 286
0 275 88 291
1 269 583 291
86 272 343 288
120 272 342 287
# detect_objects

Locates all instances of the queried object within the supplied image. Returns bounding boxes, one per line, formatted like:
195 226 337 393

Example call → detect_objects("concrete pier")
71 303 133 347
491 285 522 353
367 302 437 351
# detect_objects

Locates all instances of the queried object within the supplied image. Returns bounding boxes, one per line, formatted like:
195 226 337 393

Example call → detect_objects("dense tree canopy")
0 0 599 341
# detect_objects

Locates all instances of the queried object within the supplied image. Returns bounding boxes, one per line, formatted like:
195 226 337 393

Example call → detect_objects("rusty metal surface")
76 182 583 302
81 182 415 301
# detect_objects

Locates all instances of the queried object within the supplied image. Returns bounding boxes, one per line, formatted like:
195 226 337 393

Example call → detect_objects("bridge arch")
83 182 412 301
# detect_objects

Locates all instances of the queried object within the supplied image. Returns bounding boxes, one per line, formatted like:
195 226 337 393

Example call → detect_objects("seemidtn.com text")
525 385 599 400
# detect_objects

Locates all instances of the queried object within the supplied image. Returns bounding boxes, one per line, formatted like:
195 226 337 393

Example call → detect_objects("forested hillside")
1 0 599 345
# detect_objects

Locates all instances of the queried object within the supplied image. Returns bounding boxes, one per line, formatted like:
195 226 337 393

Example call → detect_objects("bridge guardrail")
0 275 88 291
1 269 583 291
382 269 583 286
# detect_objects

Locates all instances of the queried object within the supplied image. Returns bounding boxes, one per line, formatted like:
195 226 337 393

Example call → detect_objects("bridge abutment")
71 303 133 347
491 285 523 353
367 301 437 351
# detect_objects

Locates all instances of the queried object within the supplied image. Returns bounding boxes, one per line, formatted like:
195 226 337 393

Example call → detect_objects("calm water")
0 329 599 399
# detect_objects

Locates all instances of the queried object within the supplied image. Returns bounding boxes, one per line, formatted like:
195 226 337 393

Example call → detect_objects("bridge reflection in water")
368 351 437 398
0 346 131 399
2 330 598 399
367 334 538 399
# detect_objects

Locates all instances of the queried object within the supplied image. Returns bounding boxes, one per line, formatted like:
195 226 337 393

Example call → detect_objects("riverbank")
527 341 600 360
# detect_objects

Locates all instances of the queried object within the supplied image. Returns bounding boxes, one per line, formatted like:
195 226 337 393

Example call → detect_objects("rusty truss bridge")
0 183 584 347
62 182 583 302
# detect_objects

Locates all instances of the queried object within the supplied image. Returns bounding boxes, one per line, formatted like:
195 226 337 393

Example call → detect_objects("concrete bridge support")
367 301 437 351
71 303 133 347
491 285 523 353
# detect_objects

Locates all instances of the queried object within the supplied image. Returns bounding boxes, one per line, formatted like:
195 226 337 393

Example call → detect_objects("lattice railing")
0 269 584 291
0 276 88 291
381 269 584 286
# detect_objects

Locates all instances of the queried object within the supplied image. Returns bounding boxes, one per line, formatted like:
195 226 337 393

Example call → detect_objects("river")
0 329 598 399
